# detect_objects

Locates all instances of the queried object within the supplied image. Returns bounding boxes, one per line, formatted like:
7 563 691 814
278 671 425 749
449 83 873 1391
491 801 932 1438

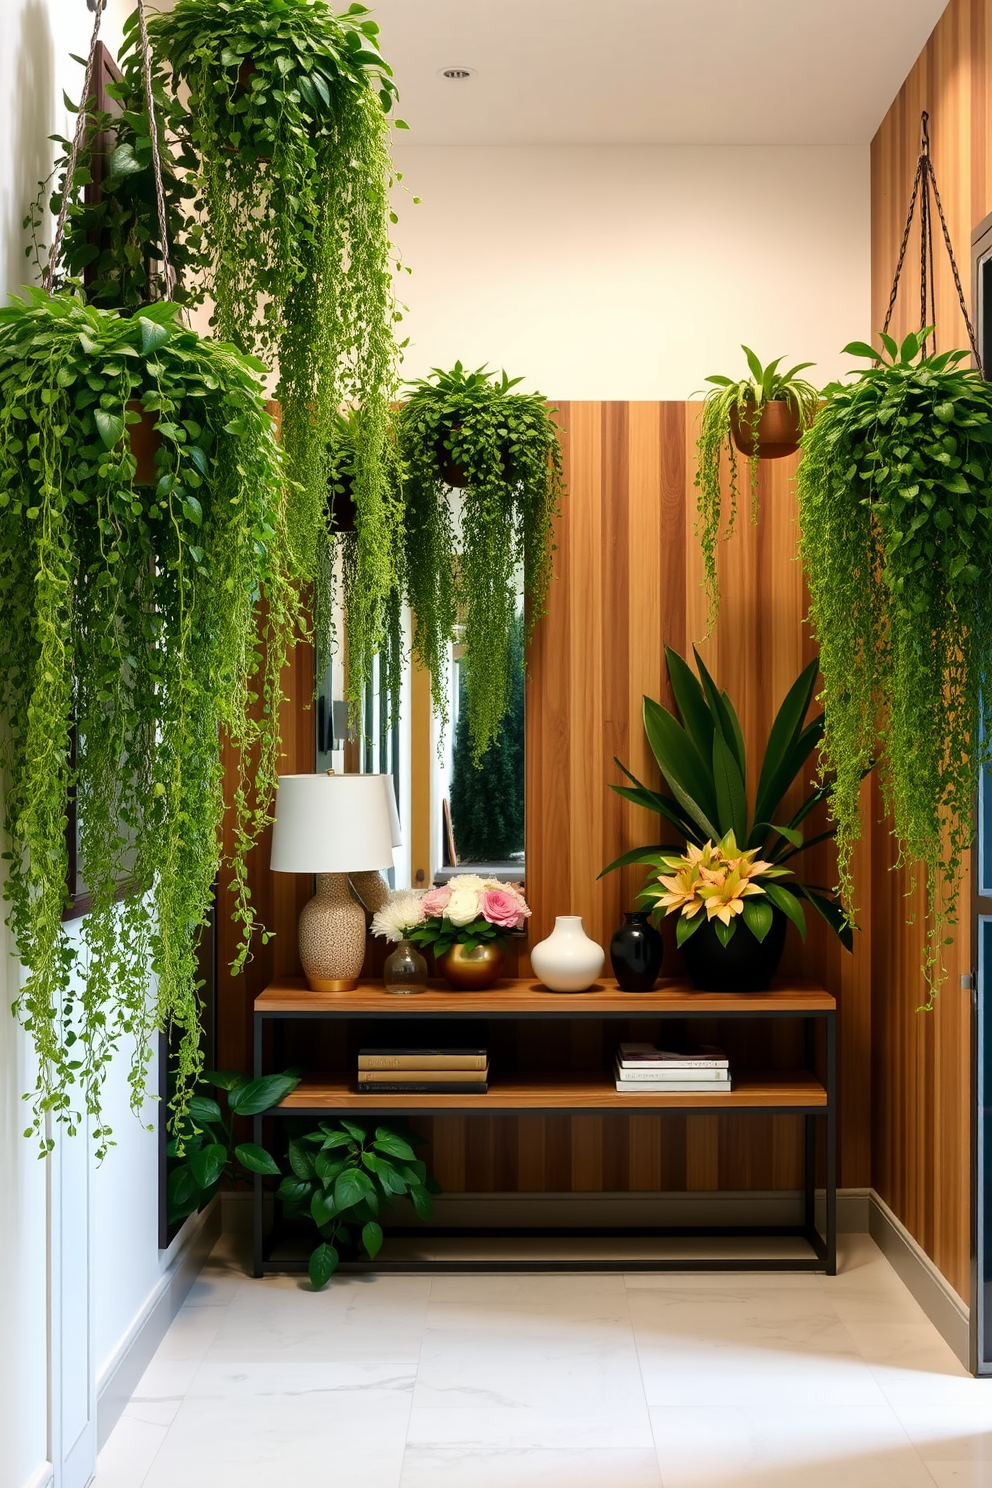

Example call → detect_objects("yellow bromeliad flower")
655 861 706 918
648 831 780 924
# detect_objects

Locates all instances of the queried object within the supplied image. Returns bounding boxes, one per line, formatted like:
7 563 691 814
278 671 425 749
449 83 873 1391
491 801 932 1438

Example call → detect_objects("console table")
251 976 836 1275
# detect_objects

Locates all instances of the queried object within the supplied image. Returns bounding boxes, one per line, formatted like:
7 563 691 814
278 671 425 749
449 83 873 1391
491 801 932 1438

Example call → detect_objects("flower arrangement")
372 876 531 956
639 832 798 949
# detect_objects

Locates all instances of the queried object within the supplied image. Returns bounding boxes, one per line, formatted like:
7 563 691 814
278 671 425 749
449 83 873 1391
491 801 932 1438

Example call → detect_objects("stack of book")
614 1042 731 1093
357 1047 489 1094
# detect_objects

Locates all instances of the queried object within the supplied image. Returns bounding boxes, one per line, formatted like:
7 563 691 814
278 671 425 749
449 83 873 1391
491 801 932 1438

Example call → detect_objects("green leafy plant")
600 647 855 950
0 291 300 1153
25 14 206 310
695 347 818 628
397 362 563 760
797 328 992 1000
149 0 403 705
278 1117 439 1289
167 1069 301 1225
326 407 405 723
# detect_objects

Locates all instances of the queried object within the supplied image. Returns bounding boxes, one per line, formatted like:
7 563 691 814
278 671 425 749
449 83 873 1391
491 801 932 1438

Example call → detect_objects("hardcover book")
356 1079 490 1094
617 1042 729 1069
357 1065 489 1085
358 1050 488 1071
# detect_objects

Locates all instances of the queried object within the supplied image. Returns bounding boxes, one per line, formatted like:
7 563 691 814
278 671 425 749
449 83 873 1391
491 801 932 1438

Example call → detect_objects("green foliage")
326 408 405 722
407 911 510 958
277 1117 439 1289
24 13 206 310
167 1069 301 1225
449 611 525 860
695 346 819 629
600 647 854 950
149 0 402 706
796 328 992 1002
397 363 563 760
0 291 300 1153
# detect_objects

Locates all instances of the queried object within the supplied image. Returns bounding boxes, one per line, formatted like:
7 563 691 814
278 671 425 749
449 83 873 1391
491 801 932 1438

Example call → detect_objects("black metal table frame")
252 999 837 1277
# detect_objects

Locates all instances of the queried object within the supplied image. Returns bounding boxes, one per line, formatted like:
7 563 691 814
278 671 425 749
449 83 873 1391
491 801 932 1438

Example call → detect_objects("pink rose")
421 884 452 918
480 888 528 930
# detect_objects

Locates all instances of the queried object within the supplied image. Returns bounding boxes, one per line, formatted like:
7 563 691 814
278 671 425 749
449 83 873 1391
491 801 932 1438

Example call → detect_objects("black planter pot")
610 911 664 991
680 910 787 993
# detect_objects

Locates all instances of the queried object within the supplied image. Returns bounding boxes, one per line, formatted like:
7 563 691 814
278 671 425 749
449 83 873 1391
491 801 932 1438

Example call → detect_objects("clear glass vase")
383 938 428 995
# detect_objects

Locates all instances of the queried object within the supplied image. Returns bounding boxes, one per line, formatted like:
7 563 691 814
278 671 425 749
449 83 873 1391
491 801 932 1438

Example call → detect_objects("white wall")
0 5 182 1488
390 144 870 396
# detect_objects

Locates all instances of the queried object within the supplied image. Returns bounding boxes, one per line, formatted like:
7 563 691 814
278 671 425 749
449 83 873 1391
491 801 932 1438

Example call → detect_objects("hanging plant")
24 13 206 312
0 291 299 1153
694 347 818 629
148 0 403 703
397 363 563 760
326 408 405 723
796 328 992 1000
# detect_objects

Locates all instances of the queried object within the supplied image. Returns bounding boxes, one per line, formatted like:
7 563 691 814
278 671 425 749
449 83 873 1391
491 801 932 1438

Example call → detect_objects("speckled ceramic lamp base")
299 872 367 991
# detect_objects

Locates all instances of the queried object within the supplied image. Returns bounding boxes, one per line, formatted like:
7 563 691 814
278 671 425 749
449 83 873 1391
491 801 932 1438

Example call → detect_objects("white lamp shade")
367 773 403 848
270 773 395 874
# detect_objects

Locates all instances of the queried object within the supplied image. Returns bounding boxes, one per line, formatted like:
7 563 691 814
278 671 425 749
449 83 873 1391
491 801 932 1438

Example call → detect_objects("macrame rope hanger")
882 110 982 374
46 0 177 305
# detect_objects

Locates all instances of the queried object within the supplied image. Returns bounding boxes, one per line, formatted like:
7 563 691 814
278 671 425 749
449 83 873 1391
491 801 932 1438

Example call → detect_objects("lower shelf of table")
267 1070 827 1115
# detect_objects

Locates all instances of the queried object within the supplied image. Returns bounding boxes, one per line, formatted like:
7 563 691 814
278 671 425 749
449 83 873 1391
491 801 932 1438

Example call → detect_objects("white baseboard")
868 1189 970 1368
21 1462 54 1488
96 1198 222 1450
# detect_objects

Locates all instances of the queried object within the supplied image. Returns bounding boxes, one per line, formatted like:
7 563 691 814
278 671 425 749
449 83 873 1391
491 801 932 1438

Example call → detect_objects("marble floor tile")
205 1274 431 1363
413 1327 644 1413
405 1400 656 1450
140 1362 414 1488
93 1412 168 1488
927 1464 992 1486
399 1444 664 1487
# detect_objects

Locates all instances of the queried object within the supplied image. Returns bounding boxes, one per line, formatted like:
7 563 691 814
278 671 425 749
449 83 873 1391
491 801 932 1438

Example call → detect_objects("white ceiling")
371 0 950 145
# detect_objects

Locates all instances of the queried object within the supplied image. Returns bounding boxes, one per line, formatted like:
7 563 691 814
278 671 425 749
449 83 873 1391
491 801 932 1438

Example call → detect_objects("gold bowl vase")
437 943 506 991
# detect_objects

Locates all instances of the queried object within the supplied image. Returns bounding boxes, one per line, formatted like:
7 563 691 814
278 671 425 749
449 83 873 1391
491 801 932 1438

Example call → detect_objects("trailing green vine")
397 363 563 761
695 347 818 630
0 291 300 1153
796 328 992 1002
148 0 403 706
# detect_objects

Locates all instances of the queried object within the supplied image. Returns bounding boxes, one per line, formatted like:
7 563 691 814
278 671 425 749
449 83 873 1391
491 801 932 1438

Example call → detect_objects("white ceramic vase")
531 915 605 992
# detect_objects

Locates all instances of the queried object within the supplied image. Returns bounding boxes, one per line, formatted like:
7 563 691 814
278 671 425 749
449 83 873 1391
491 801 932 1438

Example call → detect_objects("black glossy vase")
680 910 787 993
610 911 664 991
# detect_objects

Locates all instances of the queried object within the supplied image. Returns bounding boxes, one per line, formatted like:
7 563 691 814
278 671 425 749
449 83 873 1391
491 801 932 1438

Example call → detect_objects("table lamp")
270 772 395 991
350 774 402 914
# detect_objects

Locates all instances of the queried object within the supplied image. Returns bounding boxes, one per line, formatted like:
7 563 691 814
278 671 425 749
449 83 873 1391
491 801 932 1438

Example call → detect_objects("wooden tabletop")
255 976 835 1017
273 1070 827 1113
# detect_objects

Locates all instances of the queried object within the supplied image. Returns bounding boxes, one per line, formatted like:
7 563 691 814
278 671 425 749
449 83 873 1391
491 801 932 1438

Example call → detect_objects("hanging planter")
0 0 300 1155
148 0 404 705
797 112 988 1004
397 362 564 761
694 347 818 630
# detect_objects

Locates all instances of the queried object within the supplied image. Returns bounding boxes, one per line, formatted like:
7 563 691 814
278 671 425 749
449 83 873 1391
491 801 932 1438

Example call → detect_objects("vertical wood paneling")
870 0 985 1299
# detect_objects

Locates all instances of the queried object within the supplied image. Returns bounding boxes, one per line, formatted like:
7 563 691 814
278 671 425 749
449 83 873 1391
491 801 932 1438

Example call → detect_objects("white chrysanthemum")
371 890 426 943
445 887 481 926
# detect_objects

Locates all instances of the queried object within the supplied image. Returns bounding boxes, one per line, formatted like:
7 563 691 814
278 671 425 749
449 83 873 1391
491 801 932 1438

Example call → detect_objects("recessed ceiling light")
439 66 476 81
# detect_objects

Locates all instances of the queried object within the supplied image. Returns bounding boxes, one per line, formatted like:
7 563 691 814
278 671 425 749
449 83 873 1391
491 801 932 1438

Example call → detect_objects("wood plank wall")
218 404 873 1201
869 0 987 1299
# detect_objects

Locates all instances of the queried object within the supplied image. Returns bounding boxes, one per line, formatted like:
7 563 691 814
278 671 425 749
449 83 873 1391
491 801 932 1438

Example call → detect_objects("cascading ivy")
148 0 402 705
796 328 992 1001
0 291 299 1153
397 363 563 761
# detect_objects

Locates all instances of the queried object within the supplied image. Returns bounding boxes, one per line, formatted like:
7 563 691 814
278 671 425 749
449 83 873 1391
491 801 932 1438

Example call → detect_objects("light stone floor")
94 1234 992 1488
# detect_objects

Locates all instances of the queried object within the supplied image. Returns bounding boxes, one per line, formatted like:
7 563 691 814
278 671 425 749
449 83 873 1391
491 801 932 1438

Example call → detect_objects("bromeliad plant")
797 328 992 999
279 1118 440 1289
695 347 819 629
0 291 300 1154
149 0 403 706
601 647 854 951
397 363 563 760
639 831 793 950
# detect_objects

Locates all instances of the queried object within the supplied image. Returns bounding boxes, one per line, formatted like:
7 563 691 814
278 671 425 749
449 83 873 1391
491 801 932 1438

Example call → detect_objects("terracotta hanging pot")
729 399 803 460
126 401 161 486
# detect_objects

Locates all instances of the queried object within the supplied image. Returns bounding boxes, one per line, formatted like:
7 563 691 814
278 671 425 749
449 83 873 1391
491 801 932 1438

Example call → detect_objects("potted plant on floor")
695 347 819 628
397 362 564 760
148 0 404 710
0 291 301 1151
600 648 855 991
797 328 992 1001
